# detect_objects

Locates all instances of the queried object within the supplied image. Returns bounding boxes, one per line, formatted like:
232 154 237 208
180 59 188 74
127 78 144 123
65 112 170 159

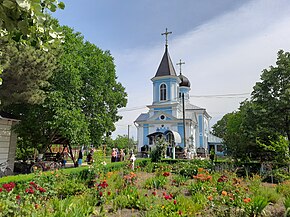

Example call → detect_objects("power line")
118 106 147 112
190 93 250 98
117 92 250 112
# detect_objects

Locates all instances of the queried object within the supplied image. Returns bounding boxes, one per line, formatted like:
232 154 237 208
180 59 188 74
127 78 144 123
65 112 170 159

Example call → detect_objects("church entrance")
146 130 181 159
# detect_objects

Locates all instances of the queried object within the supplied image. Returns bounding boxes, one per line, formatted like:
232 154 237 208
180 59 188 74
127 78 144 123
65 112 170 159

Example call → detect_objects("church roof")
154 46 177 77
179 73 191 87
185 103 204 110
135 113 149 122
208 134 223 143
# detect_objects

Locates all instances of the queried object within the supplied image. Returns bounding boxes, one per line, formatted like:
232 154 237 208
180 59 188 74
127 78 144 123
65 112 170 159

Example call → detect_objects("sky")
53 0 290 139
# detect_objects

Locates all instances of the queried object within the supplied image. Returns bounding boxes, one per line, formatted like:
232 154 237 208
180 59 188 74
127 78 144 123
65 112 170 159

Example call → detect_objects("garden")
1 150 290 217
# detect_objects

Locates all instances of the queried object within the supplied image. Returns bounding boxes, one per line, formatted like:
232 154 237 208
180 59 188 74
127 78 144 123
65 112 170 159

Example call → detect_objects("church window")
160 83 167 101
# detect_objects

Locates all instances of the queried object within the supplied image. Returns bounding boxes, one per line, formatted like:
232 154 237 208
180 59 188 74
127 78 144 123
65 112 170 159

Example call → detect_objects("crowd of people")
110 148 126 162
53 146 137 170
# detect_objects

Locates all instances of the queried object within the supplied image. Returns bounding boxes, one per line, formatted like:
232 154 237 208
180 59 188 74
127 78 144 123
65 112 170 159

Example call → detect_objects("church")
134 29 222 158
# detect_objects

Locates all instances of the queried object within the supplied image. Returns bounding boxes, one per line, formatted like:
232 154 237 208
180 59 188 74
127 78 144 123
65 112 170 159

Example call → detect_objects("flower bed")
0 157 289 216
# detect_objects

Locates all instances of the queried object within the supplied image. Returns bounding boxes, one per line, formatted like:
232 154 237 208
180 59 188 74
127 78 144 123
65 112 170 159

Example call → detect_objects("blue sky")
54 0 290 139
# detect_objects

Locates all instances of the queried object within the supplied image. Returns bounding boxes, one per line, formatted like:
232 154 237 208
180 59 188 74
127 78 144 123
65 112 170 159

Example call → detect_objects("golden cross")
161 28 172 46
176 59 185 74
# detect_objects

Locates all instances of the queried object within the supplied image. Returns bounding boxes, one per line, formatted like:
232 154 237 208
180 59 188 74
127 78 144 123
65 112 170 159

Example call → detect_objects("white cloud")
112 0 290 139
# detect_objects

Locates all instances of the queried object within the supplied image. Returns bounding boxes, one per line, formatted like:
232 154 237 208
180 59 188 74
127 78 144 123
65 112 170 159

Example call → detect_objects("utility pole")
128 125 130 153
182 93 186 148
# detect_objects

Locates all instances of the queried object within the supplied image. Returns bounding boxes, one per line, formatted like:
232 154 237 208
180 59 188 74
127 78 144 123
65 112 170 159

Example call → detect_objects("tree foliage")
0 0 65 48
107 135 136 151
0 39 58 105
1 25 127 153
251 50 290 143
213 50 290 161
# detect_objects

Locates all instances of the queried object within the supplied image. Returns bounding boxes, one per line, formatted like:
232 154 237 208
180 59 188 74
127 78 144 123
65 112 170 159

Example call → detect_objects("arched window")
160 83 166 101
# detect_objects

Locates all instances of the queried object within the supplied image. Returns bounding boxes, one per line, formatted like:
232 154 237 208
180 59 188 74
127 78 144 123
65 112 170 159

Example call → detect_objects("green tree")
0 40 58 106
257 136 289 164
0 0 65 47
54 26 127 146
1 25 127 153
212 101 261 160
251 50 290 145
108 135 136 151
213 50 290 161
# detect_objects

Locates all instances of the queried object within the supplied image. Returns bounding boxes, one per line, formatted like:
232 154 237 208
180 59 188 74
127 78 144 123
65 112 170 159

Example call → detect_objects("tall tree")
0 40 58 106
1 25 127 153
53 26 127 146
251 50 290 145
213 50 290 160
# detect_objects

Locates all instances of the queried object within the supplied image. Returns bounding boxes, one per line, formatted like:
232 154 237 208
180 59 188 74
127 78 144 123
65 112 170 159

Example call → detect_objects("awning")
164 130 182 143
146 132 164 138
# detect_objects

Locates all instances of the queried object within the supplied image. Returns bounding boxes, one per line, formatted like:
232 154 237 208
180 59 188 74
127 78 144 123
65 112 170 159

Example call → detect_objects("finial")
176 59 185 75
161 28 172 47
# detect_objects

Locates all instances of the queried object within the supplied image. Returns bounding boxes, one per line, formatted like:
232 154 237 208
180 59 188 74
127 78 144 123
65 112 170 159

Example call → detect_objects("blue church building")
134 31 222 157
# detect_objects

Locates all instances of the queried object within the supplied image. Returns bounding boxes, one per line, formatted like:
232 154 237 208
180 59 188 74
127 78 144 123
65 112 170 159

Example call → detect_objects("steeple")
154 46 177 77
154 28 176 78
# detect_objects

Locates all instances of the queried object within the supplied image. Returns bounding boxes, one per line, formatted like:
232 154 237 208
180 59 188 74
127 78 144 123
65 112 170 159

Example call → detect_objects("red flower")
217 175 228 183
35 204 39 209
2 183 16 192
164 193 172 200
179 210 182 215
16 195 21 200
25 187 34 194
163 172 170 177
9 182 16 188
0 188 2 192
152 191 157 196
39 187 46 193
99 191 103 197
107 191 111 196
174 200 177 205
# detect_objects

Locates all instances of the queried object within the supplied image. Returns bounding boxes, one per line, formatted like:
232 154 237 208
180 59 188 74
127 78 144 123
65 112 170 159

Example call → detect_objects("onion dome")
178 73 191 87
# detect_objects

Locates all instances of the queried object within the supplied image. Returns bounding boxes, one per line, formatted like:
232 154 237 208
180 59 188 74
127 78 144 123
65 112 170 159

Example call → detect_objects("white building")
0 112 18 171
134 41 212 157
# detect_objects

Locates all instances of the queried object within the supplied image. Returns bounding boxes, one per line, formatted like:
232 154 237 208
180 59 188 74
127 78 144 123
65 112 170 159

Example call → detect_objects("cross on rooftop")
176 59 185 74
161 28 172 47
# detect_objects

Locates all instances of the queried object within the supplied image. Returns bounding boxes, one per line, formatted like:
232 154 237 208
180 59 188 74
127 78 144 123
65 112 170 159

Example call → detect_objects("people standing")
77 149 83 166
111 148 117 163
129 151 136 170
120 149 125 161
86 149 93 165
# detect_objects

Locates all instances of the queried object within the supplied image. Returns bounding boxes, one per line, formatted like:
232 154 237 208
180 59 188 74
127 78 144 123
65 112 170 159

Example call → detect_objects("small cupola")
178 73 191 87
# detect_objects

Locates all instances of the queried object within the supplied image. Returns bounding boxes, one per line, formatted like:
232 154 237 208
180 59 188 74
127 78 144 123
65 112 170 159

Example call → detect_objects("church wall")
153 78 179 103
198 115 204 148
143 124 149 146
137 125 143 152
177 123 184 147
153 107 172 116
